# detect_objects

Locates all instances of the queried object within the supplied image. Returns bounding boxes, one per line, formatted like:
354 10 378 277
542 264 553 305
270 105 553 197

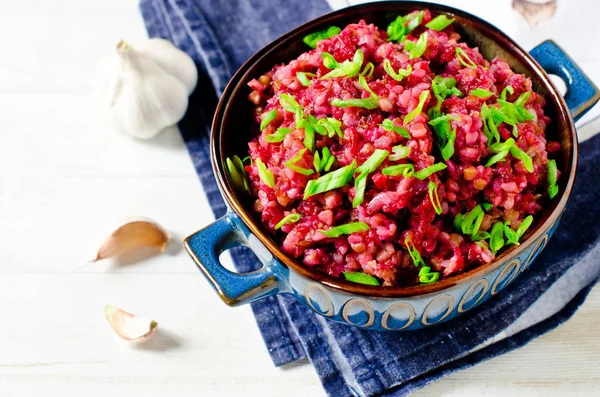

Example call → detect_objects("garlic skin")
99 39 198 139
105 305 158 342
93 217 170 262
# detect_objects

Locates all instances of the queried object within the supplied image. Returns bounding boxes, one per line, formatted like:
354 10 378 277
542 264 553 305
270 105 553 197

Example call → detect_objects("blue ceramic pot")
185 2 600 331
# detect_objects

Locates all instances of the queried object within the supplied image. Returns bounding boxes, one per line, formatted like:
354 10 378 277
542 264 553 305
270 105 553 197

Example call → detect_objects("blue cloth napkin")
140 1 600 395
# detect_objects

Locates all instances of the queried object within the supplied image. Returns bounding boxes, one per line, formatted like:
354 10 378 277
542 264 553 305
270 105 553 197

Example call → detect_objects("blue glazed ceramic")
184 2 600 330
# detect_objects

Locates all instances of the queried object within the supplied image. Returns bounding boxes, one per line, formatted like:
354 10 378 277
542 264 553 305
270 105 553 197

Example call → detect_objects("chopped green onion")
429 114 458 161
303 161 356 199
279 93 301 113
307 115 326 135
226 156 249 192
500 86 514 101
353 149 389 207
549 186 560 201
456 47 477 69
480 104 500 144
285 148 314 176
317 117 343 138
485 139 515 167
453 213 463 231
473 230 491 241
265 127 292 143
428 181 443 215
319 221 370 237
389 145 411 161
361 62 374 78
482 202 493 211
358 74 379 99
380 118 410 138
387 15 407 42
322 49 364 79
490 138 515 153
404 90 429 124
405 236 424 267
322 52 338 69
430 76 462 118
297 118 315 151
485 150 510 167
279 93 304 128
509 145 534 173
386 11 423 42
472 211 485 237
382 163 415 177
433 76 462 98
440 129 456 161
353 174 368 208
331 97 379 109
419 272 440 284
355 149 389 175
490 106 517 138
297 72 316 87
313 149 321 172
514 91 531 107
406 10 425 32
414 162 447 180
313 147 335 173
325 156 336 171
343 272 380 286
418 266 431 277
516 215 533 238
490 105 523 138
232 155 247 177
547 159 559 199
275 213 301 230
503 222 519 245
256 158 275 188
469 88 494 99
428 113 459 127
461 205 483 235
303 26 341 49
260 109 277 131
382 59 412 81
489 222 505 254
242 156 252 165
425 14 455 30
409 32 428 59
331 74 379 109
498 99 534 124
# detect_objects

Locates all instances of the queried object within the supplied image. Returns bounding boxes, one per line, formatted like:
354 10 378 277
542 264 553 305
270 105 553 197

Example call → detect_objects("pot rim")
210 1 577 298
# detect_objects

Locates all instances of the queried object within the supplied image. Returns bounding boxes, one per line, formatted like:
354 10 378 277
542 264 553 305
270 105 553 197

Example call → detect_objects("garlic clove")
94 218 170 261
104 305 158 341
138 38 198 95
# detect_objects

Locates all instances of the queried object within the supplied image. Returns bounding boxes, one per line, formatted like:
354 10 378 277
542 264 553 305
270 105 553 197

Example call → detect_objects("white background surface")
0 0 598 396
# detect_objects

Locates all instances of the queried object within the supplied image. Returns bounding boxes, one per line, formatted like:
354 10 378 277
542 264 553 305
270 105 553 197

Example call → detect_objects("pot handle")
184 212 280 306
530 40 600 121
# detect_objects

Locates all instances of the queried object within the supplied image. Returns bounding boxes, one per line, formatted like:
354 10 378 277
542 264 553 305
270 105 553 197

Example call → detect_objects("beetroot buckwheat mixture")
227 10 561 287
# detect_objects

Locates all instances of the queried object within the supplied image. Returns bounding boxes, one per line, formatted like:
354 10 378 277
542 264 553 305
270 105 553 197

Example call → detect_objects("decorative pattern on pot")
491 259 522 295
381 302 416 330
342 298 376 327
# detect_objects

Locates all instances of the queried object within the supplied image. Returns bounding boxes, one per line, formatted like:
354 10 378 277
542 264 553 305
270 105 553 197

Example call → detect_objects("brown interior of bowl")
211 1 577 297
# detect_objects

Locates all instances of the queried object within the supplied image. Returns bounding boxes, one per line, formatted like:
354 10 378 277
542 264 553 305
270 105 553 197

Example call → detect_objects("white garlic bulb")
98 39 198 139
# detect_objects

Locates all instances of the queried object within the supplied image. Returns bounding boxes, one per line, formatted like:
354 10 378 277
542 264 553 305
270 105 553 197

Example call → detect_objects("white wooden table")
0 0 598 396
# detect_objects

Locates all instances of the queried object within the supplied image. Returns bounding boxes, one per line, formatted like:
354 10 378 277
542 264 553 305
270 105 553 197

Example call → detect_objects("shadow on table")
133 328 183 352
